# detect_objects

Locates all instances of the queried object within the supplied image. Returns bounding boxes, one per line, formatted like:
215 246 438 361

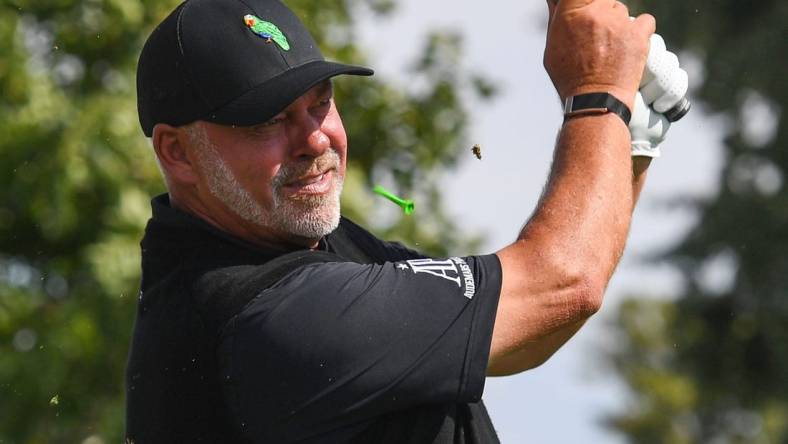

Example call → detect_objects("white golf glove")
630 91 670 158
640 34 689 113
629 33 689 157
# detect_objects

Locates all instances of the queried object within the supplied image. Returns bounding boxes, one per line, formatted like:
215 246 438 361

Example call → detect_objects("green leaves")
0 0 489 441
608 1 788 442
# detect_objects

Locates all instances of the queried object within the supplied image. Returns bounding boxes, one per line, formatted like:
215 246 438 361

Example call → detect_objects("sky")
357 1 726 442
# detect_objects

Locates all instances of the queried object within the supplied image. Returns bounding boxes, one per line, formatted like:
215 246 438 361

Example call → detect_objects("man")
126 0 677 442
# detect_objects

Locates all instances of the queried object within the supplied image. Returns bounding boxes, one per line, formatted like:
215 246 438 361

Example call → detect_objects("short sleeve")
217 254 502 442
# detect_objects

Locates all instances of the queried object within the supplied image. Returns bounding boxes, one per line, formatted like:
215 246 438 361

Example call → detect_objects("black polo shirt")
126 194 502 443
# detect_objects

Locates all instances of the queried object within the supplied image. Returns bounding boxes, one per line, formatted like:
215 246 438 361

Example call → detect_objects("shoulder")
332 217 427 262
191 251 344 334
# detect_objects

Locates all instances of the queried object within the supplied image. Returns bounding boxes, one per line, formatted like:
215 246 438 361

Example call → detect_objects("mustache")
272 149 341 189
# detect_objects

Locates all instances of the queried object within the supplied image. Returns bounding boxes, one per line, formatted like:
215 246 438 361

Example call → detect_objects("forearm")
490 152 649 376
490 114 636 367
521 114 635 285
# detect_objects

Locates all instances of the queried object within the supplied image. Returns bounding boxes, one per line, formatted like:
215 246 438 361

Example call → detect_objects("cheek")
323 114 348 174
324 108 348 150
232 154 281 194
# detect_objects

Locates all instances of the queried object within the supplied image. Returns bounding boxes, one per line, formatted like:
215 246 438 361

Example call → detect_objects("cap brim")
205 60 373 127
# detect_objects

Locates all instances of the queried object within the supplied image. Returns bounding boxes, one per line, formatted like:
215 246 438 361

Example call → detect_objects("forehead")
295 79 333 102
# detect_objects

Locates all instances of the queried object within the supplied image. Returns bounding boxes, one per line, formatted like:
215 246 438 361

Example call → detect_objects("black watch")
563 92 631 125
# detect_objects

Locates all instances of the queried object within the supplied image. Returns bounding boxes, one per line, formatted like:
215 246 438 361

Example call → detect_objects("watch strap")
564 92 632 125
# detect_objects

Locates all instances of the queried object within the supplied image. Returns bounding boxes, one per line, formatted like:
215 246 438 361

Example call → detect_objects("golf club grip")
663 97 690 122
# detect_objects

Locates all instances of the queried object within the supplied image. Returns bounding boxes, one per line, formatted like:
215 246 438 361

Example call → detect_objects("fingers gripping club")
641 33 691 122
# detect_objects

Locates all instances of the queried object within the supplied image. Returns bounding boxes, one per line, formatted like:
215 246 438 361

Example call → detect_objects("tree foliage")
607 1 788 442
0 0 489 442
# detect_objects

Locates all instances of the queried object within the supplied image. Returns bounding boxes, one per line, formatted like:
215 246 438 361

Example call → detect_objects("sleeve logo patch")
402 257 476 299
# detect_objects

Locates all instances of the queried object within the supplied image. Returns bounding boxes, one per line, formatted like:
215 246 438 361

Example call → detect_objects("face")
185 80 348 246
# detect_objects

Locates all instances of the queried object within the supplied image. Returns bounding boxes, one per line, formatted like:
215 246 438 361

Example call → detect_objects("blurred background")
0 0 785 443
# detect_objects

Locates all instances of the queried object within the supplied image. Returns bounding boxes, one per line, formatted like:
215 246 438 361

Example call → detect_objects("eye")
245 116 285 138
310 97 332 117
263 115 286 126
253 115 286 131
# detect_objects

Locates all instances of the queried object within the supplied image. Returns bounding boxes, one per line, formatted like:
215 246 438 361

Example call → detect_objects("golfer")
126 0 672 442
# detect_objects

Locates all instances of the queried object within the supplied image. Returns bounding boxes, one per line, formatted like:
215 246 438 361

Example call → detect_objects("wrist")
561 112 632 152
562 86 637 112
564 92 632 127
631 141 661 158
608 88 637 112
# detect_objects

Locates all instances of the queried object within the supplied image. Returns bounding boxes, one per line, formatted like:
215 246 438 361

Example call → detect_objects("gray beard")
187 124 343 240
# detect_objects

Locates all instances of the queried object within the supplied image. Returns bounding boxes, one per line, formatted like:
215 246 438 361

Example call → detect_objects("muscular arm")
487 0 656 376
490 154 651 375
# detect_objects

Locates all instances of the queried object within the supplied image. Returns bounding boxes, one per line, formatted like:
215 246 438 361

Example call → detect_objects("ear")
151 123 200 185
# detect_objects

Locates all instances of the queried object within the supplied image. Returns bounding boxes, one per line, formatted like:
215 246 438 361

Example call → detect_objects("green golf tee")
373 185 415 215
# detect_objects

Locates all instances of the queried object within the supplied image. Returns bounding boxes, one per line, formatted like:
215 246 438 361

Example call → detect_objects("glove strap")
631 142 661 158
564 93 632 126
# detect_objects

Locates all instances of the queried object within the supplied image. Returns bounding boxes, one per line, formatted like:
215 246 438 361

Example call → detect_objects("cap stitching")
175 0 212 111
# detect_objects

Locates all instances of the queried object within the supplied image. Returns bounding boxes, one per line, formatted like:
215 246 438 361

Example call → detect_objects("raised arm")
488 0 655 376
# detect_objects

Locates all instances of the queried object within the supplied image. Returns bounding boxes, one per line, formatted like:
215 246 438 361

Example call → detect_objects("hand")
630 91 670 157
544 0 656 111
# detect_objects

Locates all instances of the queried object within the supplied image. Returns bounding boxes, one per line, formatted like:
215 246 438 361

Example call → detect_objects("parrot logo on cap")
244 14 290 51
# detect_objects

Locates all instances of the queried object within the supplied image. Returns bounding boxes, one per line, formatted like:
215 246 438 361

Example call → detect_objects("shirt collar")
149 193 332 253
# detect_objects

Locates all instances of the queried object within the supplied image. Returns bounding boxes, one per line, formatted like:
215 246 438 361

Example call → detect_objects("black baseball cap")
137 0 373 137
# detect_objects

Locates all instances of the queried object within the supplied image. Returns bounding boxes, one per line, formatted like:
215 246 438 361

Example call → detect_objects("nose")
288 115 330 160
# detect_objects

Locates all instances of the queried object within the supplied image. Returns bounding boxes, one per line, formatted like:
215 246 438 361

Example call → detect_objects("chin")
271 180 343 240
277 201 341 239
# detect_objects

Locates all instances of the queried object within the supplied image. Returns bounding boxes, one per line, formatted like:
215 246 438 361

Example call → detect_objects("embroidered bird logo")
244 14 290 51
